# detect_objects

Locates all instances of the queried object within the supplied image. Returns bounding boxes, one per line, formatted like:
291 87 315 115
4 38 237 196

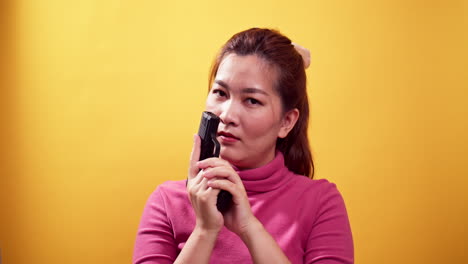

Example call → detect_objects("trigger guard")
212 136 220 157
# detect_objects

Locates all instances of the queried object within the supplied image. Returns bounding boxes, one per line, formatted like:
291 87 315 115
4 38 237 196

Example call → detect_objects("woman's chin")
220 154 255 171
220 149 243 166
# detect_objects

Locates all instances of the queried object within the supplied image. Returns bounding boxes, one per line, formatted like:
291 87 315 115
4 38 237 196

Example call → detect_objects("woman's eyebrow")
242 88 269 96
215 80 230 89
215 80 269 96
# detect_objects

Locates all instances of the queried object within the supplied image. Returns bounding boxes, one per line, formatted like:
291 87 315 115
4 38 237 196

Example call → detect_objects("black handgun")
198 111 232 213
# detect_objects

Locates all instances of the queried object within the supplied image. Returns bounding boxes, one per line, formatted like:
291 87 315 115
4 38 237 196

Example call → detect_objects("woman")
133 28 354 264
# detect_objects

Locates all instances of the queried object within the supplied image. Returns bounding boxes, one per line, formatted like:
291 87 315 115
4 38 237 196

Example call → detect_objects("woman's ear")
278 108 299 138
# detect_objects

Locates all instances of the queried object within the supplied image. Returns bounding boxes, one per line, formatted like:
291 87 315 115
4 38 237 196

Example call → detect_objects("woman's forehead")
215 54 278 93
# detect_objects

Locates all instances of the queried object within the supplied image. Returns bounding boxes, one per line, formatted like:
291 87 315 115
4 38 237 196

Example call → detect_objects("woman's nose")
218 101 238 127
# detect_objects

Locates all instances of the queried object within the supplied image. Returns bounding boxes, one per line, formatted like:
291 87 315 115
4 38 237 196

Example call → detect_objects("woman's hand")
186 135 224 234
186 136 290 263
197 158 257 237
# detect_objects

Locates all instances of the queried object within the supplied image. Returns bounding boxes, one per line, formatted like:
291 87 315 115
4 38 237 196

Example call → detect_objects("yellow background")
1 0 467 263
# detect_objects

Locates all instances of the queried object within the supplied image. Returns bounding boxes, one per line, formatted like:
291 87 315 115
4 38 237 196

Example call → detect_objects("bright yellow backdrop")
1 0 467 263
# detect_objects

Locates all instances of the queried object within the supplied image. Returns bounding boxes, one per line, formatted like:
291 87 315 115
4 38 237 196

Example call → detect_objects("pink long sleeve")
133 187 179 264
304 182 354 263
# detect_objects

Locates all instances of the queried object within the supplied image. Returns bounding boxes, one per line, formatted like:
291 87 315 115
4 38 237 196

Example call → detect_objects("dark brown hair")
208 28 314 178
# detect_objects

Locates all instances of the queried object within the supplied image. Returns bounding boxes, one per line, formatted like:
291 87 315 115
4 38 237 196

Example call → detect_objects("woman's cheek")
205 98 218 114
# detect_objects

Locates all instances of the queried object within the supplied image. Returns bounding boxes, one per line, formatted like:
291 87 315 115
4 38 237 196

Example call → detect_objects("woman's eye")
213 89 227 97
246 98 262 105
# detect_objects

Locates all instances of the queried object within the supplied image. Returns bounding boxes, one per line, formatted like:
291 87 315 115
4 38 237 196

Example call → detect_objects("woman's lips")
218 131 240 143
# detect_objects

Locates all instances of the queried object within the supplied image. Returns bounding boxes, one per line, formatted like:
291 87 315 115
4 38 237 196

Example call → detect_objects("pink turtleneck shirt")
133 152 354 263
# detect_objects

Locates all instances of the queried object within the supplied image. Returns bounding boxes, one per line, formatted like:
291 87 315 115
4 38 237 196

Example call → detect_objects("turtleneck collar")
234 151 294 193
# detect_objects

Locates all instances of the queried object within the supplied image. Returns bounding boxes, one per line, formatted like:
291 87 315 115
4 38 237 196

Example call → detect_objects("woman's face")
205 53 297 169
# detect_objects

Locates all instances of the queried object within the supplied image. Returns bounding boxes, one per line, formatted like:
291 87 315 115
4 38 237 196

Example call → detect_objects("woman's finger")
188 176 213 201
206 179 239 199
192 169 206 186
202 167 242 185
197 157 230 170
188 134 201 180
